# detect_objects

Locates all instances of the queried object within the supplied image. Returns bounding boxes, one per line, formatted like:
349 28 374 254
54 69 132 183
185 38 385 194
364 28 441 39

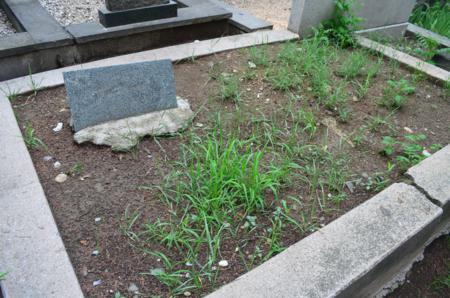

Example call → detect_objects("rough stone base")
73 98 193 150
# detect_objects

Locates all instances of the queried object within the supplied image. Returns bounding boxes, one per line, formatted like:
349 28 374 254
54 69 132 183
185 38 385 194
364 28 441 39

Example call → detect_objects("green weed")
318 0 362 47
23 123 46 150
218 74 241 102
379 79 415 109
248 45 270 67
380 133 441 171
411 2 450 38
337 51 366 79
69 162 85 176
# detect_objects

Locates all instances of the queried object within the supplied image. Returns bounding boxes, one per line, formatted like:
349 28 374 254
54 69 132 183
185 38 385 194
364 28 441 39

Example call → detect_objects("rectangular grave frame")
0 0 272 82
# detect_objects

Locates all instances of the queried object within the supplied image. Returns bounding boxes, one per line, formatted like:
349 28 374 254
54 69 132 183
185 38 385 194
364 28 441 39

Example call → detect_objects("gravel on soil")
38 0 103 26
0 8 16 37
38 0 292 28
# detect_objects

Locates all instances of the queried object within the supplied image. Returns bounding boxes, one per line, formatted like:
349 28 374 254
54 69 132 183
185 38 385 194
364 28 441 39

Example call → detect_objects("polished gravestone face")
63 60 178 132
106 0 170 11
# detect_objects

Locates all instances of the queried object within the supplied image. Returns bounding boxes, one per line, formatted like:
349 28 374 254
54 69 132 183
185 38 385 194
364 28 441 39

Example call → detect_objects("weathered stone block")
288 0 417 37
63 60 178 132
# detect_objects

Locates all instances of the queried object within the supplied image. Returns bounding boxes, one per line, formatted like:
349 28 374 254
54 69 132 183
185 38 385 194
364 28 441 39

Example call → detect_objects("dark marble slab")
63 60 177 132
99 1 177 27
106 0 170 11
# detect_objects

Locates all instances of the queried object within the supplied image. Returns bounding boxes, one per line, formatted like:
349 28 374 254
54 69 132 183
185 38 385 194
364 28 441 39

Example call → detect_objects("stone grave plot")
10 39 450 297
0 0 272 81
63 60 193 150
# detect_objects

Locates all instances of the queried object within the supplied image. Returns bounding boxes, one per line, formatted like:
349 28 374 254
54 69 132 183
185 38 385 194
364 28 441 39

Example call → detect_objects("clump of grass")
1 84 21 102
379 79 415 109
23 123 46 150
296 109 318 137
337 51 366 79
410 2 450 38
353 58 382 99
248 45 270 67
218 74 241 102
266 66 301 91
69 162 85 176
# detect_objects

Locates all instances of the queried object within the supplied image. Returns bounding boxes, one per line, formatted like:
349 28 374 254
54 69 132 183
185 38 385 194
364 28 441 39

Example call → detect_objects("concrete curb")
0 91 83 298
356 35 450 82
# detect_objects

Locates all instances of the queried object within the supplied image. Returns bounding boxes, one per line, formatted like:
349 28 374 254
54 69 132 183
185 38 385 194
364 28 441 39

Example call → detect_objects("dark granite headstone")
99 0 177 27
63 60 178 132
106 0 170 11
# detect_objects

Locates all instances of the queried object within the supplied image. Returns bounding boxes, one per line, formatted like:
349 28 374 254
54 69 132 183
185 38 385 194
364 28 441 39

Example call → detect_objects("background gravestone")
99 0 178 27
63 60 178 132
106 0 170 11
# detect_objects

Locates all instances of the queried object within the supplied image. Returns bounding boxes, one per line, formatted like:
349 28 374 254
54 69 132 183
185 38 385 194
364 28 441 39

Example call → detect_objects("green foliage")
337 51 366 79
266 65 301 91
248 45 270 67
380 133 441 171
296 109 318 137
319 0 362 47
1 84 21 102
379 79 415 109
411 2 450 38
23 123 46 150
218 74 241 102
69 162 85 176
0 271 7 280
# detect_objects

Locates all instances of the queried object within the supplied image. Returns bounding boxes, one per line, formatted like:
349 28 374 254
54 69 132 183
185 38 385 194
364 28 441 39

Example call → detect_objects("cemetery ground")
10 38 450 297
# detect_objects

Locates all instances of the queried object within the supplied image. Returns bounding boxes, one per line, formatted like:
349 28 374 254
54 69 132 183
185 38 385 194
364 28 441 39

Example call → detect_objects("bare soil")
13 42 450 297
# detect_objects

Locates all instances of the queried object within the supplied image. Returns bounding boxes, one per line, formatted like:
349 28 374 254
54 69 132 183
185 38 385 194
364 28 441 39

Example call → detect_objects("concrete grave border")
1 29 450 298
356 32 450 83
0 0 272 81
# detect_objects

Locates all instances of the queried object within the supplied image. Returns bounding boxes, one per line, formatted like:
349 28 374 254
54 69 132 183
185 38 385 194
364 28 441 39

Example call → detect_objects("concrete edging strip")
0 92 83 298
207 183 443 298
356 35 450 82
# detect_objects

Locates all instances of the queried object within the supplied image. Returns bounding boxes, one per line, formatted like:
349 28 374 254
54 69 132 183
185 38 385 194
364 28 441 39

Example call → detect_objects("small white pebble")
55 173 68 183
92 250 99 256
184 291 192 297
52 122 63 132
218 260 229 267
195 123 204 128
404 127 414 133
53 161 62 169
422 150 432 157
93 280 102 287
95 217 102 224
185 262 193 267
43 156 53 162
248 61 256 69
